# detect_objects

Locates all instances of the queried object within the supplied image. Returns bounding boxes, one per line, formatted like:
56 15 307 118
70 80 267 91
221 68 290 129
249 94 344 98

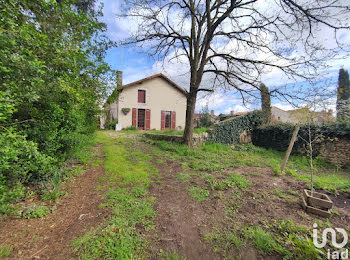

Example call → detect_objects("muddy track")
0 144 110 260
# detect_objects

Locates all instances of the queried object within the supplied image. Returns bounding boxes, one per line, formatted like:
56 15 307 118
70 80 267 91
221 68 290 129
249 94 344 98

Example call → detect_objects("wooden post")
281 125 300 174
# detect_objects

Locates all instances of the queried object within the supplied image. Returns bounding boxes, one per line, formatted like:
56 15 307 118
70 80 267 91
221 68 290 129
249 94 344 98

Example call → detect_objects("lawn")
4 130 347 259
71 131 349 259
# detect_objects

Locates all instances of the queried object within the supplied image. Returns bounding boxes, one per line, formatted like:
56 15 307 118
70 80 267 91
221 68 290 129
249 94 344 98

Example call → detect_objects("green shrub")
0 0 112 214
124 126 138 131
252 122 350 155
105 120 118 130
209 111 263 144
18 204 51 219
0 178 25 215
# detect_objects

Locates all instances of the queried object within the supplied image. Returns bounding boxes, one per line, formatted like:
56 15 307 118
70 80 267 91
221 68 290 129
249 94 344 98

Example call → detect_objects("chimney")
230 110 235 115
117 71 123 88
211 110 215 117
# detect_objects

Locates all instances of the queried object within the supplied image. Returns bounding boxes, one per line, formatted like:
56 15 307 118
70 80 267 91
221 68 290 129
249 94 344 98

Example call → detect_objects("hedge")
209 111 263 144
252 122 350 155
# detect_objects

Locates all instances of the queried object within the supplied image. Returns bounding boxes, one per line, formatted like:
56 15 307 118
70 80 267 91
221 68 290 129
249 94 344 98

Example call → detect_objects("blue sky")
99 0 350 115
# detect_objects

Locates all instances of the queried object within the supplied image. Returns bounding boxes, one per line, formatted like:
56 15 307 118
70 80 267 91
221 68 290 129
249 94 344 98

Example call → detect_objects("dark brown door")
164 111 171 129
138 109 145 130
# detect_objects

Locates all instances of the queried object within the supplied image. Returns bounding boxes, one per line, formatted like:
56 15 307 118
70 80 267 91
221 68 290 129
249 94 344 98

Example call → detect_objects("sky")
99 0 350 115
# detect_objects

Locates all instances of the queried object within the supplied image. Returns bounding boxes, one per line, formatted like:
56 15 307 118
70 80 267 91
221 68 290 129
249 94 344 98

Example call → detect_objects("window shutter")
138 90 146 103
146 109 151 130
132 108 137 126
161 110 165 130
172 111 176 129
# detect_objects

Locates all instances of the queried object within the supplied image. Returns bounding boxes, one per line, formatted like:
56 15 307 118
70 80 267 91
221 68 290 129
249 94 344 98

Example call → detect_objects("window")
138 90 146 103
165 111 171 129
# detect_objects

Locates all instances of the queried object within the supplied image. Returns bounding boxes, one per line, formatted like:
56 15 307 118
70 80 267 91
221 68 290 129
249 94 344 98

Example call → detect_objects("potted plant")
121 108 130 115
297 108 333 218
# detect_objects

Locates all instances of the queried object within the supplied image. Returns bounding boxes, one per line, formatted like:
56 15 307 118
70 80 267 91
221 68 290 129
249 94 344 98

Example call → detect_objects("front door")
138 109 145 130
164 111 171 129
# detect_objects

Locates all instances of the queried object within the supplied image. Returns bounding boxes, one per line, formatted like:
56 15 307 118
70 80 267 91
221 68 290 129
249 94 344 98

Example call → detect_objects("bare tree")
122 0 350 146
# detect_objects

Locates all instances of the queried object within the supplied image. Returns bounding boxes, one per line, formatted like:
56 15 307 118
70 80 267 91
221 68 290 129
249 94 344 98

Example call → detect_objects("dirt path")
146 160 220 259
0 145 110 260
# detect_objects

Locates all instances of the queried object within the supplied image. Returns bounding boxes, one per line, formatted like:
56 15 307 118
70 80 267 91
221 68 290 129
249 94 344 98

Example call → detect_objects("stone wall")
318 138 350 168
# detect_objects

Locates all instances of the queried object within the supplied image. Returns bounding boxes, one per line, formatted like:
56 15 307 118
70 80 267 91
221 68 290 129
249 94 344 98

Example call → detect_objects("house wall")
271 107 292 123
109 102 118 121
117 77 187 130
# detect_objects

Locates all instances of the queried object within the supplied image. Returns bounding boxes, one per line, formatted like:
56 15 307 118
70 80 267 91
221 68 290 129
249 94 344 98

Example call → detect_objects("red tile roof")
121 73 187 96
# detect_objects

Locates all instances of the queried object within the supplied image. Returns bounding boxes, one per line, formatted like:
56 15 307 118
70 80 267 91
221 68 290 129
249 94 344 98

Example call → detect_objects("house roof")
121 73 187 96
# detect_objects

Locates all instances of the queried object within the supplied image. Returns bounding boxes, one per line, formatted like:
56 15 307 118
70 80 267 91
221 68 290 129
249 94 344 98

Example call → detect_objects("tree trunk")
183 92 197 147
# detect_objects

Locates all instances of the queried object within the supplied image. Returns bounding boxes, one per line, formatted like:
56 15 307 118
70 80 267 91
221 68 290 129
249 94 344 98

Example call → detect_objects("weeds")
204 228 243 255
228 174 252 190
176 173 191 183
187 186 209 202
17 204 51 219
243 226 290 256
159 249 187 260
270 219 324 259
0 245 12 257
151 140 349 193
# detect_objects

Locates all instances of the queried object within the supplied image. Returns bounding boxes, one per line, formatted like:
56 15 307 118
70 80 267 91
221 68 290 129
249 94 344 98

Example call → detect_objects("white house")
105 72 187 130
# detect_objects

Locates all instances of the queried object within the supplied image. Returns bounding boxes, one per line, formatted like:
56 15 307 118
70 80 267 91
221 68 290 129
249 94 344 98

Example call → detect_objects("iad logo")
313 223 349 259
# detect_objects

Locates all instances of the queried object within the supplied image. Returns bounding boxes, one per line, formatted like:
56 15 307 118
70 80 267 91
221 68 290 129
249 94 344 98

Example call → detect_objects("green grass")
70 133 98 164
187 185 210 202
73 131 158 259
0 245 12 258
17 204 51 219
194 127 209 134
205 174 251 191
243 226 290 256
176 173 191 182
285 168 350 193
149 129 184 135
151 141 349 193
124 126 138 131
228 174 251 190
159 250 186 260
269 219 326 259
204 228 243 255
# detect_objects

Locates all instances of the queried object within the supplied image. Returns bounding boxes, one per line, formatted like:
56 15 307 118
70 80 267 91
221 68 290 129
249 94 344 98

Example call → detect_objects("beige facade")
110 74 187 130
271 106 335 124
271 106 293 123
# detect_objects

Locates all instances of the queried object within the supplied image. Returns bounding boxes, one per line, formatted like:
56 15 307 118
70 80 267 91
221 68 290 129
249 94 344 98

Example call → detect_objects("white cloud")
101 0 350 114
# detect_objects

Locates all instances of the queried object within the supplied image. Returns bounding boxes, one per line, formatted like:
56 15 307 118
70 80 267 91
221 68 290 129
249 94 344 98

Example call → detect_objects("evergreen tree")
337 68 350 121
260 83 271 124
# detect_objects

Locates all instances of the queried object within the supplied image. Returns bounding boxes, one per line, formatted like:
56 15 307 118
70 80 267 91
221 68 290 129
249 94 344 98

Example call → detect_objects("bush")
0 0 113 214
252 122 350 155
124 126 138 131
105 120 118 130
209 111 263 144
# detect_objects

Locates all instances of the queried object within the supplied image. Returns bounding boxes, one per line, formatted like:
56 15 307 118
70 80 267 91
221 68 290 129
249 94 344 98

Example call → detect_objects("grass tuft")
187 185 210 202
176 173 191 183
0 245 12 257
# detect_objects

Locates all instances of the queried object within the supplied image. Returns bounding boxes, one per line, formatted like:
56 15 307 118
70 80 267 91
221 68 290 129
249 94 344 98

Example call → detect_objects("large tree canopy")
0 0 114 213
122 0 350 146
